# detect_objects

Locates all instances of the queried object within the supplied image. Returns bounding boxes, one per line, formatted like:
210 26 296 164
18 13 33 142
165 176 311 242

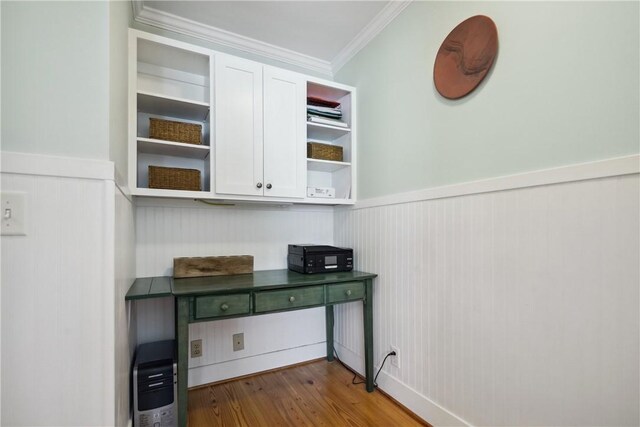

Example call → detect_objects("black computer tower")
133 340 177 427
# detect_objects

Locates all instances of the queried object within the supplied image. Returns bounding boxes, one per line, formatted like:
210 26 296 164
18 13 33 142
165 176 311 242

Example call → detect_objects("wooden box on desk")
173 255 254 278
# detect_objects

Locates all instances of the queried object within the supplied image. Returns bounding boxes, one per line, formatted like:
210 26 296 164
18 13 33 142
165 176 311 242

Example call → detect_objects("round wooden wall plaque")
434 15 498 99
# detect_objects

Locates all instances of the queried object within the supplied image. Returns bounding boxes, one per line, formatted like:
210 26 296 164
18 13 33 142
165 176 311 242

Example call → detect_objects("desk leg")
176 297 189 427
326 305 334 361
364 279 374 392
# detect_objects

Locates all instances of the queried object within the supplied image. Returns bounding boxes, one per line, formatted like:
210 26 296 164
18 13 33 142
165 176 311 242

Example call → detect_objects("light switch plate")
1 192 26 236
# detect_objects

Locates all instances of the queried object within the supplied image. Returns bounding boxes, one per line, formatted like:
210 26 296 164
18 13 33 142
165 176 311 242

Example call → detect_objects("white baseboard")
188 342 326 388
375 372 472 427
333 341 365 373
333 342 471 427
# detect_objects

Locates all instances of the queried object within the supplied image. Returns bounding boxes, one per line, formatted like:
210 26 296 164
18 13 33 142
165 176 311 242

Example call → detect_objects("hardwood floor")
188 359 427 426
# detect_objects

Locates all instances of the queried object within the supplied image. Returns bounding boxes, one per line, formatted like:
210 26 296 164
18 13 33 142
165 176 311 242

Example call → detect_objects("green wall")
1 1 110 160
109 0 134 186
336 1 640 200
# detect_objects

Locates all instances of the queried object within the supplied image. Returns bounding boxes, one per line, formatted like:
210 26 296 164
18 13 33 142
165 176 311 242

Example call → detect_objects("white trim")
131 0 143 19
134 196 333 213
101 180 117 425
375 371 472 427
334 343 469 427
188 342 326 387
331 1 413 73
0 151 115 181
133 5 333 77
353 154 640 210
115 179 134 204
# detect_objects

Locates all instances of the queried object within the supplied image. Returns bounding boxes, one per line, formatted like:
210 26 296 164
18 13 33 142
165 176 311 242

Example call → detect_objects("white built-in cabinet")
129 29 356 205
215 56 305 199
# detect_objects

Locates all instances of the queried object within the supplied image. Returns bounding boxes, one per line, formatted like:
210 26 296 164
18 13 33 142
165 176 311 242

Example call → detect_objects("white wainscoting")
135 203 334 386
334 174 640 427
0 172 117 426
115 185 136 427
1 151 135 427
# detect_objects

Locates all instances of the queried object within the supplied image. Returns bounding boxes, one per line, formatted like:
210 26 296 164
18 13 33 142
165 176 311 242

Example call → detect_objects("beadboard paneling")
334 174 640 427
1 173 116 426
136 205 333 277
135 204 333 385
114 187 136 427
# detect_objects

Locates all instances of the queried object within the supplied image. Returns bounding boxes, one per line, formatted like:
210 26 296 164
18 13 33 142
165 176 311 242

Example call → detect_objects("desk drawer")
327 281 365 304
254 286 324 313
195 294 250 319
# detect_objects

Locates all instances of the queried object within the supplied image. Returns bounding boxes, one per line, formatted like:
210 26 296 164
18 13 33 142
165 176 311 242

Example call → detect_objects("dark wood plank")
188 360 428 427
173 255 254 278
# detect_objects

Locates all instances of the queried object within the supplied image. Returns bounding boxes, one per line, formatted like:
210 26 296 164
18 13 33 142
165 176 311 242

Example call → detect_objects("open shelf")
137 138 210 160
307 158 351 173
303 197 354 205
307 122 351 141
137 91 210 122
132 187 212 199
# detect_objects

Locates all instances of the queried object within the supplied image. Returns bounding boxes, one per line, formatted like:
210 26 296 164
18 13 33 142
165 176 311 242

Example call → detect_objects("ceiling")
134 1 411 76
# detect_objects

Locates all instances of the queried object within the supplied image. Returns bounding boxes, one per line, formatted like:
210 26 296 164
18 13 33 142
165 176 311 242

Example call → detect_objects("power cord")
332 344 396 388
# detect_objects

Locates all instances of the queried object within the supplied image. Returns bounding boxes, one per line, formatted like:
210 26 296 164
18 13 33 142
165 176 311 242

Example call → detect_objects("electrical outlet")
191 339 203 358
390 345 400 369
233 333 244 351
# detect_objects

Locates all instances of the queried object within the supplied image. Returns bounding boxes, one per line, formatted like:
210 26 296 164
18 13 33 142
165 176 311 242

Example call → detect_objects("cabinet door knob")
289 296 296 303
256 182 263 189
220 303 229 311
345 290 352 296
266 183 272 189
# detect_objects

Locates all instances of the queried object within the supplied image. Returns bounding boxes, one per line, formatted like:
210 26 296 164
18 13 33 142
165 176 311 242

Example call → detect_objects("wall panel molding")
353 154 640 210
1 150 114 181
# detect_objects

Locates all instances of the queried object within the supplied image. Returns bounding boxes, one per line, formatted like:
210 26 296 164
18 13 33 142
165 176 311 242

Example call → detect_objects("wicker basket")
149 118 202 145
148 166 201 191
307 142 343 162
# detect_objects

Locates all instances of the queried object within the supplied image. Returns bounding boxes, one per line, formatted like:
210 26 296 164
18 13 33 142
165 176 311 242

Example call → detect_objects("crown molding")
131 0 143 18
331 0 412 74
132 3 333 77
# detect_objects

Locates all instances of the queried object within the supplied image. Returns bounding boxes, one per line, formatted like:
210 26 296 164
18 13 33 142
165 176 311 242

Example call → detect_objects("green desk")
126 269 377 427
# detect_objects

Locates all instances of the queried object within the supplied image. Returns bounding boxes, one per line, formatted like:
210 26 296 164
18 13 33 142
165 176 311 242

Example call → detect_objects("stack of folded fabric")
307 96 348 128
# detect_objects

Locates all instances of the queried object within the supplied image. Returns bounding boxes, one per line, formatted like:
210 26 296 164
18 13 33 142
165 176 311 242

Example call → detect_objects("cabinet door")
263 67 306 198
215 55 264 196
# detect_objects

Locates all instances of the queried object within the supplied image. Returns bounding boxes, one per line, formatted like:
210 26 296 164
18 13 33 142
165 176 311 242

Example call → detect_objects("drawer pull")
220 303 229 311
289 296 296 303
345 290 352 296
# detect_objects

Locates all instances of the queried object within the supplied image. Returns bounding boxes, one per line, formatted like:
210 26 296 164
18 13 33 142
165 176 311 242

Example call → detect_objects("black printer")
288 244 353 274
